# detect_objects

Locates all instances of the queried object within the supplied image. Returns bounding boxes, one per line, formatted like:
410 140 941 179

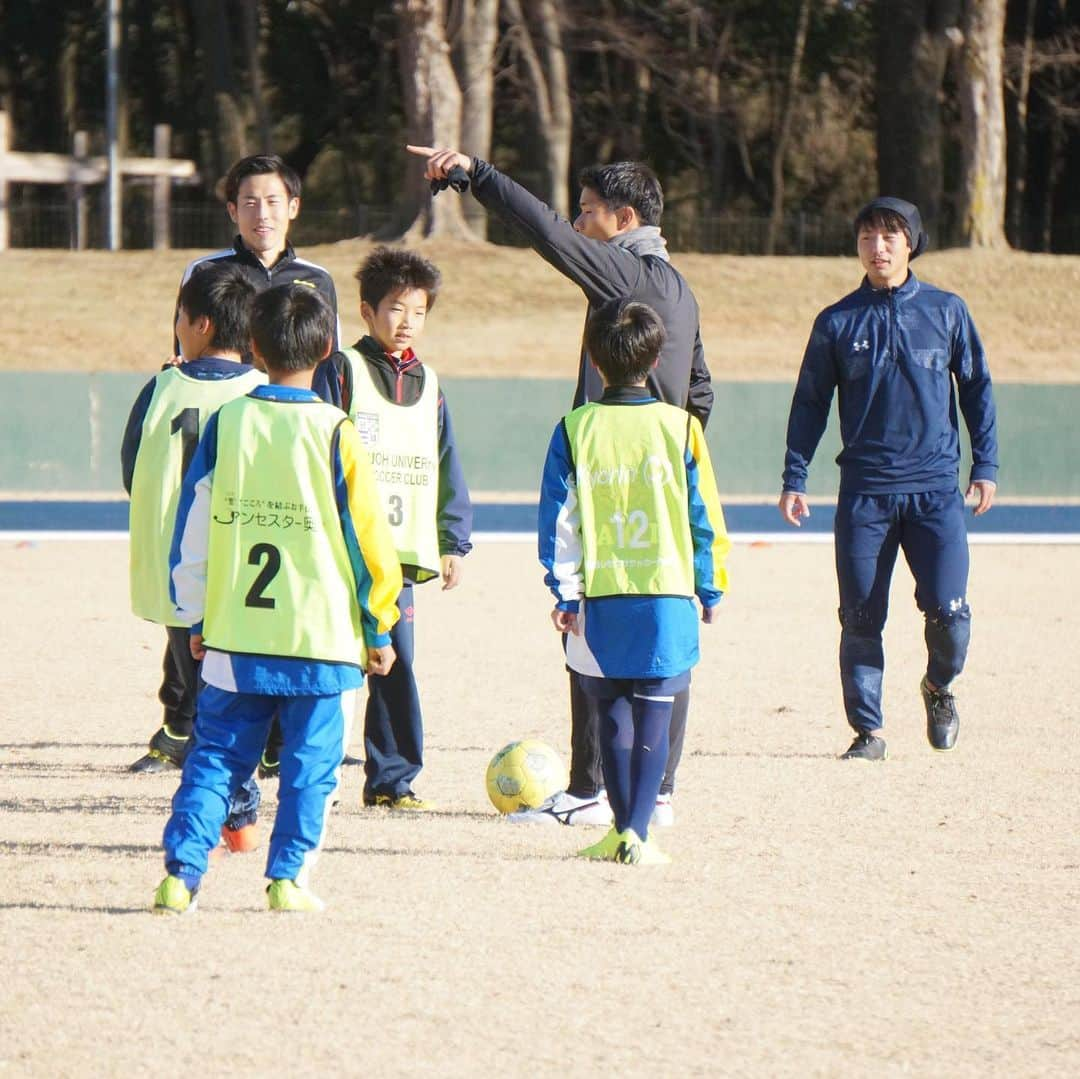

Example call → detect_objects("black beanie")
854 197 928 259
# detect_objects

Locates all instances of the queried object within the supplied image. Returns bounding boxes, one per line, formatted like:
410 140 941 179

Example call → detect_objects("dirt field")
2 243 1079 381
2 537 1077 1077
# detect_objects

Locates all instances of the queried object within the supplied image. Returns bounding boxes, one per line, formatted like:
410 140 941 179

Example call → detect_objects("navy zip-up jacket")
782 272 998 496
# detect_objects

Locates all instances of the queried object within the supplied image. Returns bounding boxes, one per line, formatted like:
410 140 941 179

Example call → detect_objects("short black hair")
224 154 302 205
585 299 666 386
853 207 912 249
355 246 442 312
178 263 256 355
251 283 335 373
578 162 664 227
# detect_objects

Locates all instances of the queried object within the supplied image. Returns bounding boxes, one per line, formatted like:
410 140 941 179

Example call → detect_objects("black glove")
430 164 471 196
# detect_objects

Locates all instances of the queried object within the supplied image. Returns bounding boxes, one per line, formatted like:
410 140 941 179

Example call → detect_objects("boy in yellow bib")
314 247 472 810
538 300 730 864
153 284 402 914
123 263 265 776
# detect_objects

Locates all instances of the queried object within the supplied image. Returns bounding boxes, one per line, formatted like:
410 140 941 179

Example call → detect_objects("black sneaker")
257 748 280 779
129 725 189 773
921 677 959 751
840 731 888 761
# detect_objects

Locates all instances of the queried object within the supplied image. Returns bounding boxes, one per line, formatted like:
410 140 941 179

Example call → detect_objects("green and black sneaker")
257 747 280 779
130 725 189 773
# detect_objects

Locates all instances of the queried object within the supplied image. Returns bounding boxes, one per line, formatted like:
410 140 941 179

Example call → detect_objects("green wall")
2 372 1077 496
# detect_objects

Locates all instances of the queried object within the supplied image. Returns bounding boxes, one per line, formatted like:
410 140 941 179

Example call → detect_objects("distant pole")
106 0 122 250
71 130 90 250
0 111 9 251
152 124 171 250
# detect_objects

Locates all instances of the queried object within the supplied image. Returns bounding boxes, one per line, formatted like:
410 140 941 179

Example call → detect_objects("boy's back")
200 391 373 664
127 360 264 625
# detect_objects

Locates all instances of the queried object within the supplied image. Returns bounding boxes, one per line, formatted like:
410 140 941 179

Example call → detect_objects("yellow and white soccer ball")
485 740 568 814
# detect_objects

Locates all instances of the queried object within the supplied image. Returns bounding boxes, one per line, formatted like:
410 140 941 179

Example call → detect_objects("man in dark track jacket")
409 144 715 828
779 197 998 761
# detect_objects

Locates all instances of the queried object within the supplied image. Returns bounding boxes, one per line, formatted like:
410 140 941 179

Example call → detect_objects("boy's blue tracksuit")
538 387 730 837
164 384 401 886
782 271 998 732
314 338 473 798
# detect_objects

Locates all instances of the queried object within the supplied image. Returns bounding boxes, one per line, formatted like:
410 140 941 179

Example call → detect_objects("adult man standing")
131 154 340 780
778 197 997 760
408 145 714 827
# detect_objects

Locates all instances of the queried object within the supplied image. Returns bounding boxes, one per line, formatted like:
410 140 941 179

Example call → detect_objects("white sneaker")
651 792 675 828
507 789 613 827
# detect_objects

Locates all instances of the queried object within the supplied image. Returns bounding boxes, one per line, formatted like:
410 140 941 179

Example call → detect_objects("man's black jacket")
469 159 714 427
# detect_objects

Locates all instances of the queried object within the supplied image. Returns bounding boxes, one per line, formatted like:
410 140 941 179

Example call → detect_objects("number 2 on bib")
245 542 281 608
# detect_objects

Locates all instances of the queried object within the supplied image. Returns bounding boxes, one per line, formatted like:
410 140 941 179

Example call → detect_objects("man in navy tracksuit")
779 197 998 760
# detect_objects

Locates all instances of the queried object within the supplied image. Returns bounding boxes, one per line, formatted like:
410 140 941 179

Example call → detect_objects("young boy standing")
123 263 265 775
314 247 472 810
538 299 730 864
154 284 402 914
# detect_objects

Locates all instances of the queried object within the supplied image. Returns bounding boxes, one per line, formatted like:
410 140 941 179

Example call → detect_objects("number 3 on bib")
387 495 404 527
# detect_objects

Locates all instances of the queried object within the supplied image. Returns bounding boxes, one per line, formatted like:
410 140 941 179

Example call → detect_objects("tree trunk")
192 0 248 189
241 0 271 152
957 0 1009 247
876 0 962 242
1005 0 1036 248
396 0 478 240
451 0 498 239
765 0 811 255
503 0 572 218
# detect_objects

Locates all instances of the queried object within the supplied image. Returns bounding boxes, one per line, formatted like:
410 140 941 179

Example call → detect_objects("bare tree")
191 0 248 187
956 0 1009 247
1004 0 1037 246
241 0 271 152
396 0 489 240
876 0 962 241
765 0 811 254
450 0 499 238
502 0 572 217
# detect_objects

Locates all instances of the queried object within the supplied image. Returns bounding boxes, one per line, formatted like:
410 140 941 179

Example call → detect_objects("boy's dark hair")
578 162 664 227
355 246 442 312
585 298 666 386
251 284 335 372
224 154 302 205
178 263 256 355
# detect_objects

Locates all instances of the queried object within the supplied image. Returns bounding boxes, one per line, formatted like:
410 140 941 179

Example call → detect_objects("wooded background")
2 0 1078 252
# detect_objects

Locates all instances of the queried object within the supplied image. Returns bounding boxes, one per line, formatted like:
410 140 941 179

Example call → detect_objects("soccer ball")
485 740 568 814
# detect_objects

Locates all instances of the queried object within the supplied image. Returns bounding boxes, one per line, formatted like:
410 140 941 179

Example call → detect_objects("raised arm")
407 145 641 307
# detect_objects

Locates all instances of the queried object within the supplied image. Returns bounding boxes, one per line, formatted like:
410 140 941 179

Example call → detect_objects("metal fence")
5 192 1080 255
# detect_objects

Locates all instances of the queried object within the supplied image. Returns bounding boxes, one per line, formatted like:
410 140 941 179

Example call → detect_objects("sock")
166 864 202 895
597 696 634 832
626 695 673 840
